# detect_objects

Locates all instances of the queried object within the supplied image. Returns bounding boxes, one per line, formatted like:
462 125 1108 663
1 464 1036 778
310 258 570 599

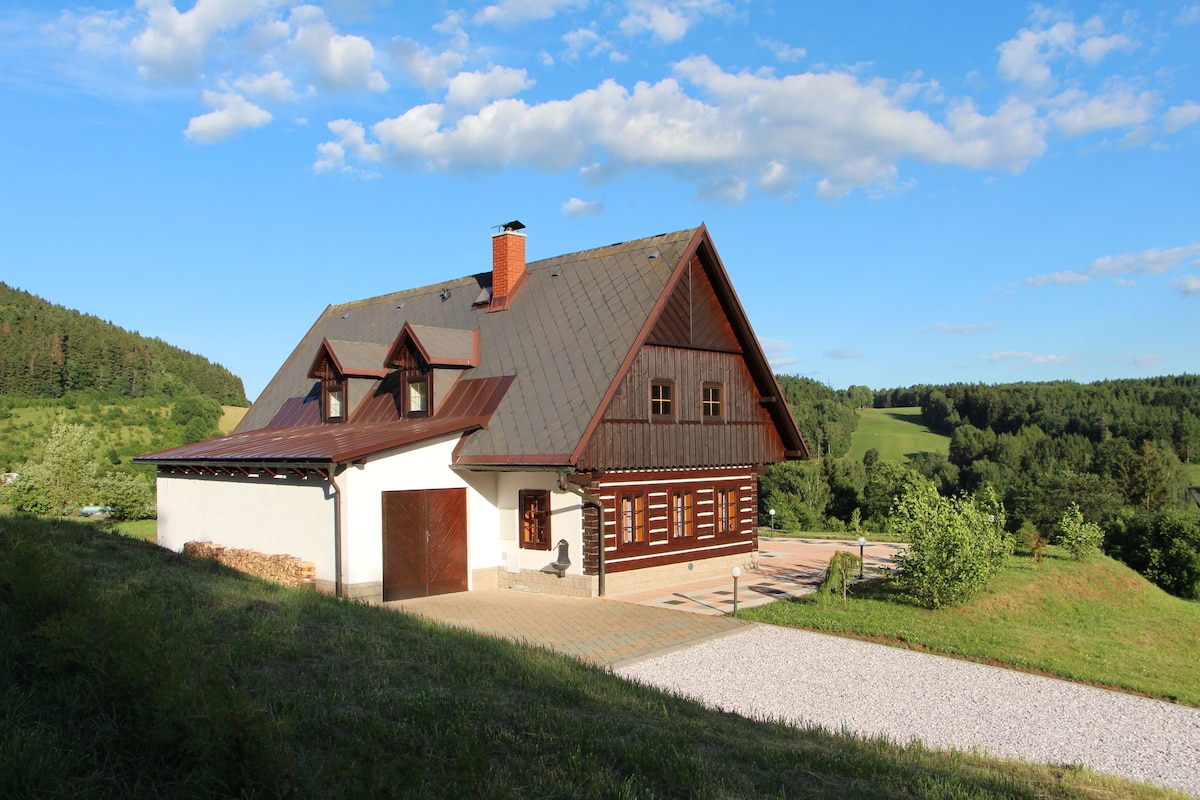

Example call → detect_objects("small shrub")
1021 522 1047 568
96 470 155 521
818 550 861 608
1057 503 1103 561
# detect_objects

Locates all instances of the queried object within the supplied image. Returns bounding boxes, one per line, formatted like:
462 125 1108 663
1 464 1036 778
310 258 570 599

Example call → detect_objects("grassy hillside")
0 515 1181 799
744 548 1200 707
0 396 242 473
848 406 950 462
218 404 249 434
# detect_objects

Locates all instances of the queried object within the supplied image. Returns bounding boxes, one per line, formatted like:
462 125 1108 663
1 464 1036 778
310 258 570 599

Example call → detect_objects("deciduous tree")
890 479 1012 608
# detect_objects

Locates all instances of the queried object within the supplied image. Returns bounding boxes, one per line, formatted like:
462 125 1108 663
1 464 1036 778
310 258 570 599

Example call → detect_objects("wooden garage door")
382 488 467 601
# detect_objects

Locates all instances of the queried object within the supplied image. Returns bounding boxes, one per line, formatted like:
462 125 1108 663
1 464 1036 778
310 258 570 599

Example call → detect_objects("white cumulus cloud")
289 5 387 92
561 27 618 62
391 37 467 90
133 0 278 84
474 0 589 26
619 0 733 43
1163 101 1200 134
1077 32 1136 64
996 14 1138 89
561 197 603 217
758 337 800 368
317 55 1051 199
997 20 1079 87
234 69 301 101
1170 275 1200 296
446 66 533 110
1049 87 1158 137
1088 245 1200 276
1018 244 1200 288
184 89 271 143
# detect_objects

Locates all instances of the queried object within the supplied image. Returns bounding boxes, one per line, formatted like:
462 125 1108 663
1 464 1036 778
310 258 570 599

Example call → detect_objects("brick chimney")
491 220 526 310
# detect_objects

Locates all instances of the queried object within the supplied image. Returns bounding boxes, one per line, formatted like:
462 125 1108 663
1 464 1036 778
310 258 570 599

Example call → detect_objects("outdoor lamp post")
857 536 867 579
768 508 775 530
731 566 742 617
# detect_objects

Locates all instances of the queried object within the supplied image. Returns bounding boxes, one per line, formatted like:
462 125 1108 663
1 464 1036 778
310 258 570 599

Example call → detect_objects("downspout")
329 463 346 598
557 472 605 597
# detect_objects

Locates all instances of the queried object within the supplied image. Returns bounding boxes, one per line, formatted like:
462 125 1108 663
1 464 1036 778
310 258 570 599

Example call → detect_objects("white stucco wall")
156 472 335 583
153 439 587 597
337 434 499 591
494 471 585 577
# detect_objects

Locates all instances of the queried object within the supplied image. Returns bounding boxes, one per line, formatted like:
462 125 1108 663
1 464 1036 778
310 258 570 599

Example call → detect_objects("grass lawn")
848 406 950 463
112 517 157 541
743 547 1200 707
758 527 910 544
1 515 1185 799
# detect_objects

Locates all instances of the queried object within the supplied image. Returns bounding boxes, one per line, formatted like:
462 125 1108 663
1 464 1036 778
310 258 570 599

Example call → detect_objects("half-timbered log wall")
579 468 759 576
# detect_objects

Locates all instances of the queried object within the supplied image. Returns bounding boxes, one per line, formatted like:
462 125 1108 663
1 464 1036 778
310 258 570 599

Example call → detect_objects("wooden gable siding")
646 256 740 352
577 344 784 471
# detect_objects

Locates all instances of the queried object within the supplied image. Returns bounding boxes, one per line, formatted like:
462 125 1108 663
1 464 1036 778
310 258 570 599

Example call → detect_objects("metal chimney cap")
497 219 525 232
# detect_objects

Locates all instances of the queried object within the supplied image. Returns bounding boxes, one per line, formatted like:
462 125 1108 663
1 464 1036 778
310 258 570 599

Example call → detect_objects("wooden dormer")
384 324 480 418
307 339 390 423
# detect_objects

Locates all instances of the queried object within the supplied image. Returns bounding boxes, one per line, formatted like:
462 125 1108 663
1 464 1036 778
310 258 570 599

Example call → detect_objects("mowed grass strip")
0 516 1186 799
848 406 950 462
743 547 1200 707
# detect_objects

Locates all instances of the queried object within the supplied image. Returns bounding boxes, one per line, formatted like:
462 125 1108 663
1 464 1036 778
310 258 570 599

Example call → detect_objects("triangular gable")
569 225 809 463
646 256 741 352
307 339 390 380
385 323 480 369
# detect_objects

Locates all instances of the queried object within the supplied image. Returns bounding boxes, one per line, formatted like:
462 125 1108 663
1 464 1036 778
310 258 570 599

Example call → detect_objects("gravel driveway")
616 625 1200 797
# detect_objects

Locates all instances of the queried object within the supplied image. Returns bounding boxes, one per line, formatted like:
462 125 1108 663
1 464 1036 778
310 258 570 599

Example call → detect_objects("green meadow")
847 406 950 463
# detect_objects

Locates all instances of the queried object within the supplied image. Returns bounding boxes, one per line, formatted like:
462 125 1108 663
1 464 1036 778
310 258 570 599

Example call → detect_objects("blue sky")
1 1 1197 401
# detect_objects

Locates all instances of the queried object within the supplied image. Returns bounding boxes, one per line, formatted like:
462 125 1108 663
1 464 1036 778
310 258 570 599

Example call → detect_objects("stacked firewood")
184 541 316 588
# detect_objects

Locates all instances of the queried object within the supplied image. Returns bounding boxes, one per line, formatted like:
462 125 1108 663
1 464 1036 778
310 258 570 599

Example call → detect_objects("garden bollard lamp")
731 566 741 617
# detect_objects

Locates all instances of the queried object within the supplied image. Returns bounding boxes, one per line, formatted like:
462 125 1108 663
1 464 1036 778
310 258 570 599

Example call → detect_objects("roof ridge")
328 226 700 312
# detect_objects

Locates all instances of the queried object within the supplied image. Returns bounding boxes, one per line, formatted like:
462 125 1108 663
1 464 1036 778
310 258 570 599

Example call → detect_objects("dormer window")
308 338 390 425
325 383 345 422
408 377 429 416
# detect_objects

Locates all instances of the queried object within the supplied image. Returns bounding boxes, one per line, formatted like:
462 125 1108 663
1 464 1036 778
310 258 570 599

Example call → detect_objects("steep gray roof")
323 340 389 376
235 228 700 465
404 325 477 366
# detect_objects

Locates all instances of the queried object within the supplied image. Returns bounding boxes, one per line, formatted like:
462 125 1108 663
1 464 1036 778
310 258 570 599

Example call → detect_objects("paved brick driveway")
392 537 904 667
392 590 751 667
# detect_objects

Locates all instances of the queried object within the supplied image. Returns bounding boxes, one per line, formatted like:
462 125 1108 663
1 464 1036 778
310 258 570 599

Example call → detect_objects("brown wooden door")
382 488 467 601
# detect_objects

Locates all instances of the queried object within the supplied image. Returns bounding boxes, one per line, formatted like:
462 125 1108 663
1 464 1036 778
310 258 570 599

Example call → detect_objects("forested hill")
0 282 248 405
878 376 1200 458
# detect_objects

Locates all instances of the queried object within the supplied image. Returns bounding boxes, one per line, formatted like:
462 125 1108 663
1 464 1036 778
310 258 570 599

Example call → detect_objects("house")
135 223 808 602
